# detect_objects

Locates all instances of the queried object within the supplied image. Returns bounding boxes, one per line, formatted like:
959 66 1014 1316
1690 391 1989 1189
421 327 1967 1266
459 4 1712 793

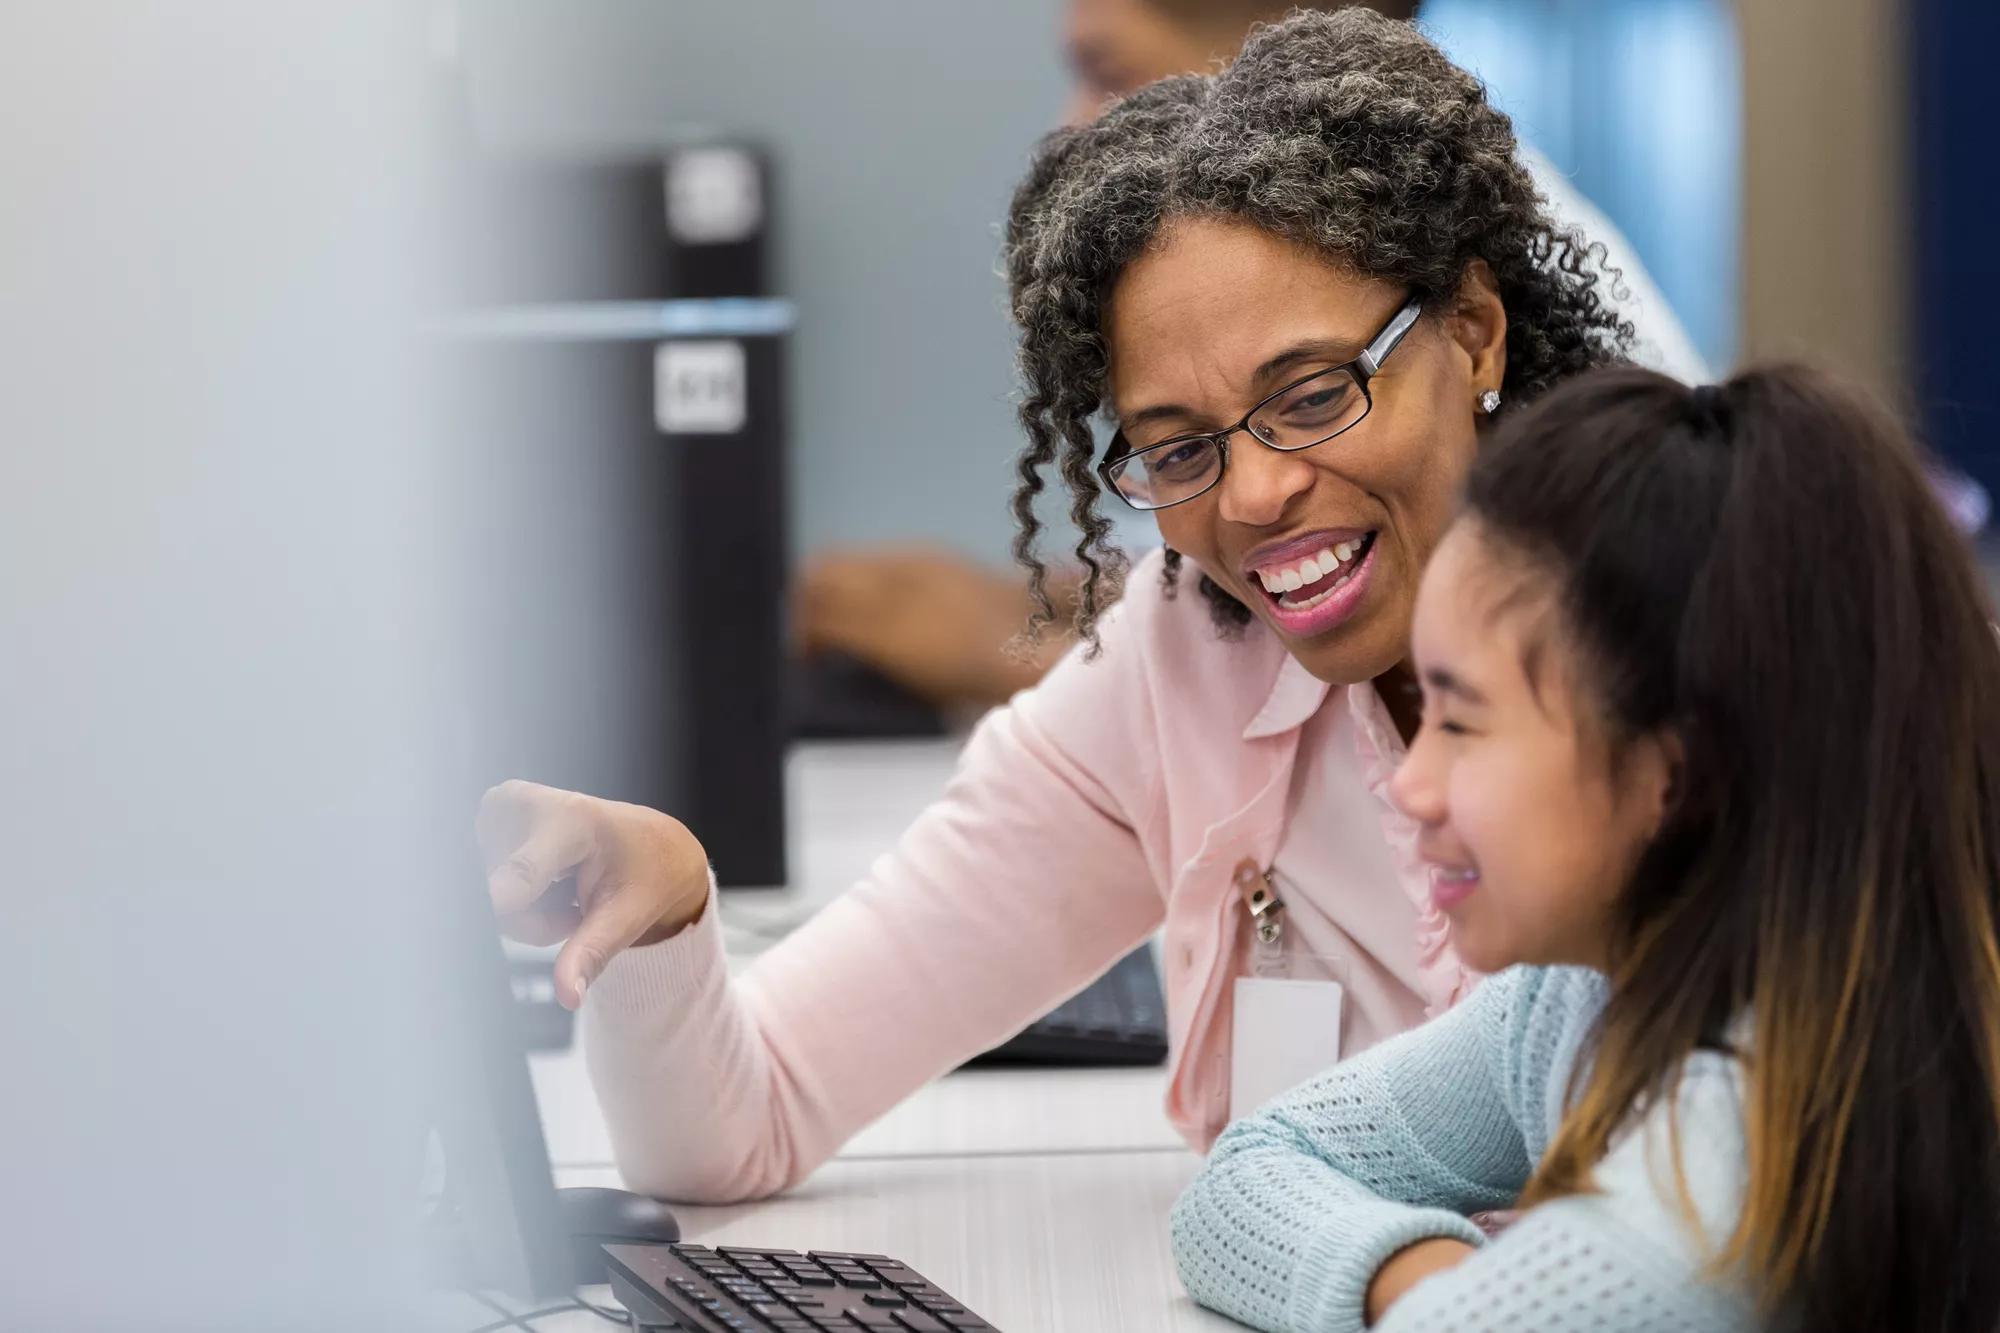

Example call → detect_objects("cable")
464 1296 583 1333
460 1287 628 1332
571 1289 630 1324
465 1290 620 1333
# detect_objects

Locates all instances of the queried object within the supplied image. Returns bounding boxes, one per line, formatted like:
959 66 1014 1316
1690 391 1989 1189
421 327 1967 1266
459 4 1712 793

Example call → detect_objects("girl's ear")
1642 729 1686 837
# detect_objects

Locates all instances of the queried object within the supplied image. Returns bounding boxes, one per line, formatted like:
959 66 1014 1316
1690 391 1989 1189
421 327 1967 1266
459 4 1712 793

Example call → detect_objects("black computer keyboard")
605 1242 995 1331
965 946 1168 1068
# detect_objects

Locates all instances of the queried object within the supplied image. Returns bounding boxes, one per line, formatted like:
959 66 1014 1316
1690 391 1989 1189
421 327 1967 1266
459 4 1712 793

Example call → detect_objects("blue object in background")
1910 0 2000 503
1422 0 1740 373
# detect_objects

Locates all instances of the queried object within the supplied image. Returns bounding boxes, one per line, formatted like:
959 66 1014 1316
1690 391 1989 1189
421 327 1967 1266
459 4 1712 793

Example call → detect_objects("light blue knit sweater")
1170 966 1758 1332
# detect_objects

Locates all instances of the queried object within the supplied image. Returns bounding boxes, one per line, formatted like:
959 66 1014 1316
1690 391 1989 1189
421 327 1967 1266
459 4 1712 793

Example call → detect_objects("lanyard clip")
1234 858 1284 946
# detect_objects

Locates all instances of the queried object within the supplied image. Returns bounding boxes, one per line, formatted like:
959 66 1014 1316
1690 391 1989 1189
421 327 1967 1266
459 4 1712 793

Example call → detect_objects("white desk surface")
436 1151 1236 1333
535 1052 1187 1167
501 739 1232 1332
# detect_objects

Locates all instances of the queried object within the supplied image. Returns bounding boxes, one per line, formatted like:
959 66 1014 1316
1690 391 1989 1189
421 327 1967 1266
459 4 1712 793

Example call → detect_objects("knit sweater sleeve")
1168 967 1595 1333
1375 1051 1754 1332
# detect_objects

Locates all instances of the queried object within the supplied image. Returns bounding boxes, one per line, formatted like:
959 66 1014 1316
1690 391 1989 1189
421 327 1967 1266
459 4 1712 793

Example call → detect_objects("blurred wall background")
1736 0 1909 402
451 0 1073 567
1423 0 1741 374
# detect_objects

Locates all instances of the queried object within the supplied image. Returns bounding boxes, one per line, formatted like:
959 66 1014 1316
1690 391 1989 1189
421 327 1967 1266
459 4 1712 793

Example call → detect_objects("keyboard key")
846 1312 899 1329
937 1317 991 1330
840 1276 883 1290
891 1312 947 1333
861 1293 907 1308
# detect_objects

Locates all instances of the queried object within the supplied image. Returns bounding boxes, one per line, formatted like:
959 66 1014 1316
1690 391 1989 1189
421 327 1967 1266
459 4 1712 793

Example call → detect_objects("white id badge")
1230 976 1345 1119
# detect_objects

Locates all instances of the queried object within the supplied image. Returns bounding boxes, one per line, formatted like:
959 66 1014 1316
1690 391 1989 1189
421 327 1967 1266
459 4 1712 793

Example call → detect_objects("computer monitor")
418 860 579 1301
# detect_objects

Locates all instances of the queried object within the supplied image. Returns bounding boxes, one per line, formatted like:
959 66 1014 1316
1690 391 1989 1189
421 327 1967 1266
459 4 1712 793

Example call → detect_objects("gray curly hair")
1004 7 1635 646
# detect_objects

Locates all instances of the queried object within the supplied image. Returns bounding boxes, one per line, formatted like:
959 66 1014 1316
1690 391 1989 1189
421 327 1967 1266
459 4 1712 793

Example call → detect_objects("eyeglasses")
1097 297 1423 512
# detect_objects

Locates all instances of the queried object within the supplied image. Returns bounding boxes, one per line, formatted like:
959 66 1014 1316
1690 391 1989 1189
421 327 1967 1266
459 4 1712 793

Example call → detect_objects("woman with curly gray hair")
476 8 1666 1208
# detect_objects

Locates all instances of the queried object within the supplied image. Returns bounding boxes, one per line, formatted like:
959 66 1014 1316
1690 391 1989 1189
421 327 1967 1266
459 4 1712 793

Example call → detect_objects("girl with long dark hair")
1172 364 2000 1331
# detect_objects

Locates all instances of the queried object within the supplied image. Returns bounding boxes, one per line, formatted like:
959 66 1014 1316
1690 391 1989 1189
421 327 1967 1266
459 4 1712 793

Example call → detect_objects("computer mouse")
558 1186 682 1285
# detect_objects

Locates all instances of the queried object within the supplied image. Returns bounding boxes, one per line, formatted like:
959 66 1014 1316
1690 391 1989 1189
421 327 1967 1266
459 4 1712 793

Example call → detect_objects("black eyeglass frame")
1097 297 1425 512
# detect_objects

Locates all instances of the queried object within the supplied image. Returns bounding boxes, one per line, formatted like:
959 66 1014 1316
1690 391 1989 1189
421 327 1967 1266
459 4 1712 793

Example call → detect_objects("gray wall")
459 1 1075 565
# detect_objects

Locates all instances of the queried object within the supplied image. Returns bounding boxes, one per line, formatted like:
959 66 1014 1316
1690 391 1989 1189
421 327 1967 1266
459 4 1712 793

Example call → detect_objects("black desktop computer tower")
444 147 788 889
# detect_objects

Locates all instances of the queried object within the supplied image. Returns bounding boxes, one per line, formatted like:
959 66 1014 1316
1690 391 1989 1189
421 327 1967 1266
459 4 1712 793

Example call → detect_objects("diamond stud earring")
1478 389 1502 415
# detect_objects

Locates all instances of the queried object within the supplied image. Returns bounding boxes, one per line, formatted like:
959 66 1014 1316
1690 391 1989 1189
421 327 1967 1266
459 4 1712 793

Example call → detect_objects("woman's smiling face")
1103 216 1508 686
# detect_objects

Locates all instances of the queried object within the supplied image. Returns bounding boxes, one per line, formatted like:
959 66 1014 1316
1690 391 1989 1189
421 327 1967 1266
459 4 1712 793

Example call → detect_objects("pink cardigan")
582 547 1471 1202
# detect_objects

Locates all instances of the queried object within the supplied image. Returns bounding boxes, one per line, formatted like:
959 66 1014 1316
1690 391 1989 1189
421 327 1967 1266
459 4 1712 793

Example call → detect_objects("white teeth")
1256 537 1372 601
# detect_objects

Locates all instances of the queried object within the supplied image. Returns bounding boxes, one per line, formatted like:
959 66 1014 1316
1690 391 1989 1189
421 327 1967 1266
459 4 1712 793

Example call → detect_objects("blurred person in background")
795 0 1707 712
483 10 1693 1204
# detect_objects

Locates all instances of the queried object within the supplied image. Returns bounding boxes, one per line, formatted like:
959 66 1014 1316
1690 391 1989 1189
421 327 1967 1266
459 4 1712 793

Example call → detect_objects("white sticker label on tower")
655 341 746 434
665 148 763 245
